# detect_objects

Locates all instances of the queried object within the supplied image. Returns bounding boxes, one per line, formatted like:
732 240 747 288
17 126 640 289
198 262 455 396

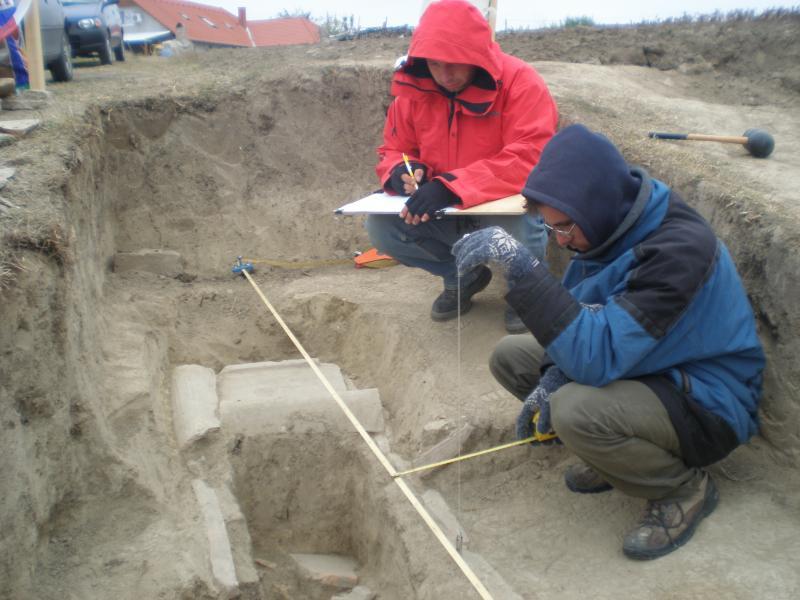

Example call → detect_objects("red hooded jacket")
376 0 558 208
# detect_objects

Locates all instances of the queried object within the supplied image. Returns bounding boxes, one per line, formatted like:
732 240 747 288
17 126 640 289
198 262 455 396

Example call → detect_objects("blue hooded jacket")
508 125 765 465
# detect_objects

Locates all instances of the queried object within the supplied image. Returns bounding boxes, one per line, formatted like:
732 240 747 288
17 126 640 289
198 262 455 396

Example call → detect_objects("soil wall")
0 25 798 596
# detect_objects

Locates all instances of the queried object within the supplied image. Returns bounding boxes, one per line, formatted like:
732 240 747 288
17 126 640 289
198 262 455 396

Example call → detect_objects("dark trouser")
490 335 705 501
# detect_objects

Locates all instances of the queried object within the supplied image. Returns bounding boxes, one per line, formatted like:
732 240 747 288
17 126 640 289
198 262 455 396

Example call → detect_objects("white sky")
208 0 797 29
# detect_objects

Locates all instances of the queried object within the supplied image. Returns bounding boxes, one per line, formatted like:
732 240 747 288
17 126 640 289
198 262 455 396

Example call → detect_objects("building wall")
119 4 171 37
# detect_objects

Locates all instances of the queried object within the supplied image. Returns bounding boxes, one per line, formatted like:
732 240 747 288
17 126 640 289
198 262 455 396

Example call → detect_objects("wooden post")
487 0 498 40
23 0 46 91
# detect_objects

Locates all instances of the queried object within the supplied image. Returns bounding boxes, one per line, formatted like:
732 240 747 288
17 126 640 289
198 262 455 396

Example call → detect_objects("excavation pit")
2 40 800 599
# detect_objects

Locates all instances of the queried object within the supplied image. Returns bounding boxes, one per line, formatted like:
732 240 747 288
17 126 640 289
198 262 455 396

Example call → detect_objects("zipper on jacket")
448 99 456 129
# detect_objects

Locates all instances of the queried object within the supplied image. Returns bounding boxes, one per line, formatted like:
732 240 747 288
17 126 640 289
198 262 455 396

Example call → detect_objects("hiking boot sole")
431 298 474 321
564 467 614 494
623 477 720 561
565 478 614 494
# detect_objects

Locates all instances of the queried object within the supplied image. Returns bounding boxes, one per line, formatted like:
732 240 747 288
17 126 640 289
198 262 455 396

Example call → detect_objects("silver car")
1 0 74 82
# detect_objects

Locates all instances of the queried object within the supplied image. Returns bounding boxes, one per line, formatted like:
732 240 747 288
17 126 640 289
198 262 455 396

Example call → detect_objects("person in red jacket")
367 0 558 332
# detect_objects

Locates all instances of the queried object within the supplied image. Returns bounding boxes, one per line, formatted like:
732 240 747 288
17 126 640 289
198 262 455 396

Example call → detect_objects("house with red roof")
118 0 320 49
248 17 320 47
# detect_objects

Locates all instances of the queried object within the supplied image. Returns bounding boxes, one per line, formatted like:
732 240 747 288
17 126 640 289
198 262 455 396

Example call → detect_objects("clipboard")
334 192 527 217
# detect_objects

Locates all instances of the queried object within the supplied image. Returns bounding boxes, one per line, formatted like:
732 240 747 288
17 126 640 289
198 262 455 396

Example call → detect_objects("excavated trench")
3 63 800 600
0 71 491 599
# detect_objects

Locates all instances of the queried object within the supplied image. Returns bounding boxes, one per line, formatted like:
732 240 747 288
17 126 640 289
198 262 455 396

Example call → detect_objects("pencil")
402 153 419 191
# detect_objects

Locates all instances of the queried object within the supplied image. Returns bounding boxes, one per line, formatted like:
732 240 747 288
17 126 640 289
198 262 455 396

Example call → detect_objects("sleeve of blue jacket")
506 262 665 387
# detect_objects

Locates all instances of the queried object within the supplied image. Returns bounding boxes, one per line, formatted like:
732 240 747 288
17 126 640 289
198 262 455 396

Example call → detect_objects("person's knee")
489 335 523 382
366 215 404 253
365 215 388 244
551 384 603 439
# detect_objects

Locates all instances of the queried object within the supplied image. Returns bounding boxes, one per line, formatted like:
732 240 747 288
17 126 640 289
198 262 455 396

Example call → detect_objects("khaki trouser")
490 335 705 501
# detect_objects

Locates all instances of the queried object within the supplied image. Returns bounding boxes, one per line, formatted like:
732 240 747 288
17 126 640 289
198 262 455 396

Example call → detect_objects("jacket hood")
521 124 644 250
407 0 501 82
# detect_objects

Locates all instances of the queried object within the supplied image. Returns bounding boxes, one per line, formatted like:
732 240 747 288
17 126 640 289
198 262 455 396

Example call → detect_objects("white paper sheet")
334 192 526 217
334 192 408 215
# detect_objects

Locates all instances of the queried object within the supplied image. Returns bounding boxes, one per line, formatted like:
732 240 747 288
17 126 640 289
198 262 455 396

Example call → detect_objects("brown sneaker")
564 463 613 494
623 473 719 560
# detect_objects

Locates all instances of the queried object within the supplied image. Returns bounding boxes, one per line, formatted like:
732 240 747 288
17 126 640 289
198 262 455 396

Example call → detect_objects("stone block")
0 118 40 136
114 249 184 277
422 489 469 549
171 365 221 450
192 480 240 599
462 550 524 600
215 484 261 596
422 418 453 446
0 166 14 189
412 422 476 479
218 360 384 437
341 388 385 432
291 553 359 590
0 78 15 98
332 586 376 600
218 359 347 401
1 90 51 110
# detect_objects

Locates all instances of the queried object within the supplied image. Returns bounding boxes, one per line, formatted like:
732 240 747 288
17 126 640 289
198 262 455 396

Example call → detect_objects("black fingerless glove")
389 161 427 194
405 179 459 217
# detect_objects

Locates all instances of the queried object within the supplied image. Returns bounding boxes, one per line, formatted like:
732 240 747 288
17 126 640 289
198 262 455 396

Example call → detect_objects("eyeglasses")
542 221 576 238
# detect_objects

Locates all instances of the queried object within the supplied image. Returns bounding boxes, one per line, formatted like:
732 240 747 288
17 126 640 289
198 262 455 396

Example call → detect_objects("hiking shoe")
504 306 527 334
431 266 492 321
623 473 719 561
564 463 613 494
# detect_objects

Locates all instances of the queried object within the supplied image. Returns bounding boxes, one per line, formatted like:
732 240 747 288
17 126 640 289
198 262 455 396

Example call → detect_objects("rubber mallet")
648 128 775 158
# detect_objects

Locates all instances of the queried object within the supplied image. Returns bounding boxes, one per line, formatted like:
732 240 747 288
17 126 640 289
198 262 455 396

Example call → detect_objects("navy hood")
522 124 642 249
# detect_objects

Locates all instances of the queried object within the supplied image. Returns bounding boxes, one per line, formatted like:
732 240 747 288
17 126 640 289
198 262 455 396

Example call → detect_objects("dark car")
0 0 74 82
63 0 123 64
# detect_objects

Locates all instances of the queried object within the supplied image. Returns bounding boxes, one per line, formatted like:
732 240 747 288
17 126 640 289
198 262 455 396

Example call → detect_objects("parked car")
63 0 123 64
0 0 74 82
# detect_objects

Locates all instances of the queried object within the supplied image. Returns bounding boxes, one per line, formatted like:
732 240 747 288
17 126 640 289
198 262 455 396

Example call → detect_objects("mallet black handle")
649 132 688 140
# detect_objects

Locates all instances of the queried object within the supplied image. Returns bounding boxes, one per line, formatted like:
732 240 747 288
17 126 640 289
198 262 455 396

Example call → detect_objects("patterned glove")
389 161 427 194
515 366 570 440
405 180 458 218
453 226 540 286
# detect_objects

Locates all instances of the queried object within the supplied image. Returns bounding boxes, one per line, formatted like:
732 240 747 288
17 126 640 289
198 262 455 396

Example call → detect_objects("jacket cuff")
505 262 581 348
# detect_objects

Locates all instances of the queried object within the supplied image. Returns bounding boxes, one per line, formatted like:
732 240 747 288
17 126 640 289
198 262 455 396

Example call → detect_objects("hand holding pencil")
399 153 426 195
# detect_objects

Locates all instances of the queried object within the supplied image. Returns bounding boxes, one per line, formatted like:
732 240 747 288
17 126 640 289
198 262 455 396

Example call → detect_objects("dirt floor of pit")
2 14 800 600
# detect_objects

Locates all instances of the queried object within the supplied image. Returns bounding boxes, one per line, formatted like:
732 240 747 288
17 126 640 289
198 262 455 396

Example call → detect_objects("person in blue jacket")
453 124 765 560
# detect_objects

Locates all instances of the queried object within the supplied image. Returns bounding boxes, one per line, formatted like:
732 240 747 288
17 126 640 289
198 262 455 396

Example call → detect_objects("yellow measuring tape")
240 270 495 600
395 414 558 477
396 436 537 477
242 257 352 269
